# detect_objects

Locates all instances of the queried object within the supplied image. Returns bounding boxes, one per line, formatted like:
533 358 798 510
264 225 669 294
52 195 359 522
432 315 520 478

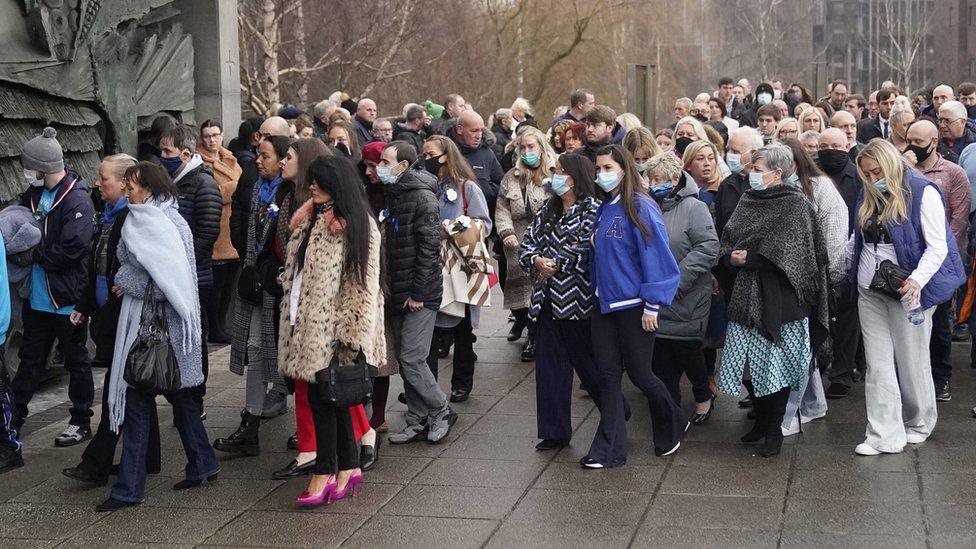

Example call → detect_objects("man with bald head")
450 109 503 207
906 118 971 401
923 84 955 118
353 98 378 145
830 110 859 159
817 126 866 399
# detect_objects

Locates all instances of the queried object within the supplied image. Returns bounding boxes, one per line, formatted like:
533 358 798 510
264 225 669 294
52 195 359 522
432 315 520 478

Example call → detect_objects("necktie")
882 121 888 139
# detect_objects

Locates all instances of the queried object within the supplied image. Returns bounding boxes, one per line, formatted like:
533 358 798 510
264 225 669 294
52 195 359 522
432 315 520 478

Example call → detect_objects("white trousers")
858 289 938 453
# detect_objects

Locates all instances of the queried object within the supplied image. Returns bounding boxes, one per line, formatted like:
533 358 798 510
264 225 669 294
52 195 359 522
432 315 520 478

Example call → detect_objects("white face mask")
24 169 44 187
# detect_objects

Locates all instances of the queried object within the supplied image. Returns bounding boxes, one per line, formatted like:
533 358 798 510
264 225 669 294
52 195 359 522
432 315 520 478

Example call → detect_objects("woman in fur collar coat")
278 155 384 506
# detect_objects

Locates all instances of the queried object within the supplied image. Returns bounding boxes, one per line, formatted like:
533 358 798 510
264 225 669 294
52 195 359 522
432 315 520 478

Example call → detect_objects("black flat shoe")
96 497 140 512
738 396 753 408
62 466 108 486
272 459 315 480
520 338 535 362
579 456 605 469
172 473 218 491
360 437 381 471
397 392 407 404
449 389 469 403
535 439 569 451
286 432 298 451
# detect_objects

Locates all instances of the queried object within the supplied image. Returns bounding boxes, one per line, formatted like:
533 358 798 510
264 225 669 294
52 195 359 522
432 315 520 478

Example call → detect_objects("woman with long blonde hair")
682 140 722 204
849 140 964 456
799 107 827 133
496 127 554 363
623 126 663 181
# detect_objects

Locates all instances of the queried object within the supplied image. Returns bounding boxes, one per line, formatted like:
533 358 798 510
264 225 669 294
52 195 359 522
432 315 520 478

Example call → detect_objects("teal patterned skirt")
718 318 811 398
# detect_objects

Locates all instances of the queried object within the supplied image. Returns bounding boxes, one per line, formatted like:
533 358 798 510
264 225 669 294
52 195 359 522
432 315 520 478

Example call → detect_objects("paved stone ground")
2 300 976 548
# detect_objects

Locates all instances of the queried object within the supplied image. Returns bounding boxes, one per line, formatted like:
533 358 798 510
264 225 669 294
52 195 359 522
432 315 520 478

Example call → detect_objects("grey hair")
799 130 821 142
940 100 967 120
494 108 512 122
729 126 764 150
889 96 914 125
402 102 422 118
102 153 137 179
646 152 683 182
313 99 337 117
675 97 693 109
753 143 794 178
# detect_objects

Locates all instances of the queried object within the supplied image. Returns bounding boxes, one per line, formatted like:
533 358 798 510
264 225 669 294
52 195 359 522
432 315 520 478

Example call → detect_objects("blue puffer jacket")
850 168 966 309
20 171 95 309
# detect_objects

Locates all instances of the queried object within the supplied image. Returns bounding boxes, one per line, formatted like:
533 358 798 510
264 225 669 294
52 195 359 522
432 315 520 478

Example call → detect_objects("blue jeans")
112 387 219 502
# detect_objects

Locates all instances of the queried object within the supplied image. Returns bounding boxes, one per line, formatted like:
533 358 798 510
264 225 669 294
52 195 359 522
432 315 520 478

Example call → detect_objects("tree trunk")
293 1 308 106
261 0 280 116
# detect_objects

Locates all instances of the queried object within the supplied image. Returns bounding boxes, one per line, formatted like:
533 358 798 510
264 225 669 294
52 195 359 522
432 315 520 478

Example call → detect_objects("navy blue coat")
175 163 222 287
20 171 96 309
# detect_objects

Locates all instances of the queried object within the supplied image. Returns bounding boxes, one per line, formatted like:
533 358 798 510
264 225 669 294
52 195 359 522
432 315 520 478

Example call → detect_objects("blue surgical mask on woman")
757 92 772 106
595 171 621 192
521 151 540 168
650 182 673 199
726 153 743 174
549 174 571 196
873 179 889 194
635 160 651 174
748 171 767 190
785 172 800 187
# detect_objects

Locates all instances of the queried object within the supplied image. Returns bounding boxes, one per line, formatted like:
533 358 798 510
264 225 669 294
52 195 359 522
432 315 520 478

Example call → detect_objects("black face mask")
335 142 351 158
906 141 935 165
693 113 708 122
817 149 848 176
674 136 694 156
967 105 976 120
424 154 444 176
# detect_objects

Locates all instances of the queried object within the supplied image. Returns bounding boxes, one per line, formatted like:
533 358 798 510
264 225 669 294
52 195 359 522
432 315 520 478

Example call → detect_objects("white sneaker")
800 410 826 423
854 443 882 456
906 433 927 444
781 421 801 437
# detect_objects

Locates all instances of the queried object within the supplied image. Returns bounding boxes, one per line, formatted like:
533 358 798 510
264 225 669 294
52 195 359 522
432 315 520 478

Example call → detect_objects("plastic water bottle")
902 294 924 326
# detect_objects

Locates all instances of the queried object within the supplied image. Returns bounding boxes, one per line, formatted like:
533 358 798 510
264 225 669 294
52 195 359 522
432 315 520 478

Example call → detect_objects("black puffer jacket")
448 127 503 208
393 123 426 155
76 209 127 364
175 161 223 287
384 168 443 313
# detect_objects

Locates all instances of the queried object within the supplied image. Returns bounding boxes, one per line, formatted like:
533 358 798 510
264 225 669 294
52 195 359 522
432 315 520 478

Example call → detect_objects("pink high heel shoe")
328 471 363 503
296 478 337 507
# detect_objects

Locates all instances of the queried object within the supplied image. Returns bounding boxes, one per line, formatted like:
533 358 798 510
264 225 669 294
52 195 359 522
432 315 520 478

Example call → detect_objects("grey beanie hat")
20 127 65 173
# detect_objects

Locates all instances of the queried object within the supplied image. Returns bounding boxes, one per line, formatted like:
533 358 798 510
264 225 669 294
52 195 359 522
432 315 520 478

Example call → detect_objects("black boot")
0 445 24 474
508 310 529 342
739 379 756 408
759 388 789 458
740 391 765 444
213 410 260 456
520 333 536 362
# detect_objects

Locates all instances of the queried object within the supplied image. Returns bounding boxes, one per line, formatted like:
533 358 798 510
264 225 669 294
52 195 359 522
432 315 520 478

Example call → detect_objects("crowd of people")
1 74 975 511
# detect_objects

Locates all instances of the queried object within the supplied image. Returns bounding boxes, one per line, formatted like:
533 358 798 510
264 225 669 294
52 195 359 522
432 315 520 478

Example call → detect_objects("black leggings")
307 382 358 475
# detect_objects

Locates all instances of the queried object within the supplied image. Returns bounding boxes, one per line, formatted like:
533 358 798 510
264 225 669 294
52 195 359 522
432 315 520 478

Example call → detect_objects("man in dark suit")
717 76 752 126
856 89 896 144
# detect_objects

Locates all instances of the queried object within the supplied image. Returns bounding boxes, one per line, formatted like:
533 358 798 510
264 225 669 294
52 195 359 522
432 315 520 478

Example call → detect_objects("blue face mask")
595 171 621 192
785 172 800 187
748 171 767 190
521 151 540 168
650 182 673 199
635 161 651 174
757 92 773 106
549 174 571 196
873 179 889 194
726 153 743 174
159 155 183 177
377 165 398 185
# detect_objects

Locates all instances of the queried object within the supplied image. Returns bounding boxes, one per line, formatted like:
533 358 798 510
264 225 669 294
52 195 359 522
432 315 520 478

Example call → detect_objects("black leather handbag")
316 348 377 408
124 280 182 394
869 242 911 300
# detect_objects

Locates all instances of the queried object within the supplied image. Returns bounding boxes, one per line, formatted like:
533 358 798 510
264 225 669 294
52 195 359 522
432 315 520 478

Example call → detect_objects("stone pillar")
175 0 241 142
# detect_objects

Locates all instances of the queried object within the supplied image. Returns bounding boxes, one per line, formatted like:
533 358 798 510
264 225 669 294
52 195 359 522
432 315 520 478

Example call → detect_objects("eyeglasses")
938 117 962 126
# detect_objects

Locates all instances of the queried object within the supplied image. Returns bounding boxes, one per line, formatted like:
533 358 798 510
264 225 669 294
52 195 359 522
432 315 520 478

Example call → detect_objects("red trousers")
293 378 369 452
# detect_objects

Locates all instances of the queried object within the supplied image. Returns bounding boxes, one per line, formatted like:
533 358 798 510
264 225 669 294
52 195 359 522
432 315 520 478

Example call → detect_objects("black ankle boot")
520 333 536 362
508 311 529 342
740 392 766 444
759 388 789 458
213 410 261 456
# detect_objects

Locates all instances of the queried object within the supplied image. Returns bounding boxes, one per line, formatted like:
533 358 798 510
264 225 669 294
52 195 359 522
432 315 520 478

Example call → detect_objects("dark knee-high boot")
759 388 790 458
740 391 765 444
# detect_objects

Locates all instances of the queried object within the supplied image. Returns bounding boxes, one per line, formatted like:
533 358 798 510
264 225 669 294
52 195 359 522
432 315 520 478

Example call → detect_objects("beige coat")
278 201 385 382
197 146 242 261
495 169 550 310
